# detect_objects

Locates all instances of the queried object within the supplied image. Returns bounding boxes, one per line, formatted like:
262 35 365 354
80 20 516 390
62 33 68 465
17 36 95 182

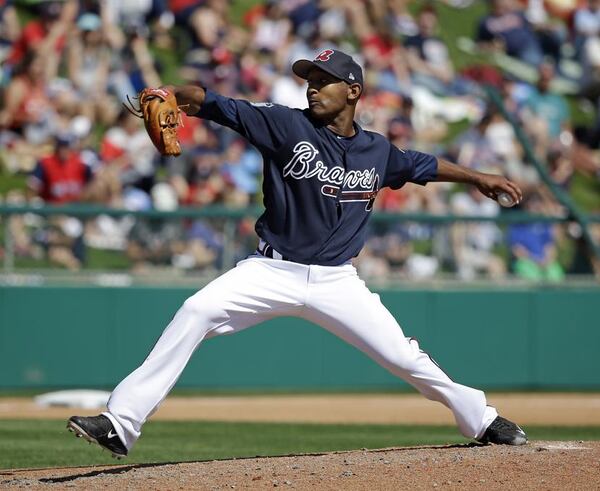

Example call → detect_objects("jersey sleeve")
195 89 291 154
383 144 438 189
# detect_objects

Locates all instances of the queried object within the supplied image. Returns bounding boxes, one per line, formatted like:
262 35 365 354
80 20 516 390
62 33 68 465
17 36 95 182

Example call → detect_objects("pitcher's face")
305 68 350 120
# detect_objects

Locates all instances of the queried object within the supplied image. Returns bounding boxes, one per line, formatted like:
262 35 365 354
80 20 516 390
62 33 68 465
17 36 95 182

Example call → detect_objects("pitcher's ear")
348 83 362 101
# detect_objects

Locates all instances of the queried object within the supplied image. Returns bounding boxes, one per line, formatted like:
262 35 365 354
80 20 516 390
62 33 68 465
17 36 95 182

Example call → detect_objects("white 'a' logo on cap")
348 73 355 80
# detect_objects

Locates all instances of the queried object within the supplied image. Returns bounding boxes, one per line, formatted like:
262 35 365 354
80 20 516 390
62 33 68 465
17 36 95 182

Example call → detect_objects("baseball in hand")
497 192 516 208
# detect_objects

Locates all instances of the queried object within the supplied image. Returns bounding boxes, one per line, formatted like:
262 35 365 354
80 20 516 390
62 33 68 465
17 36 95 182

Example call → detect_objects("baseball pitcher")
68 50 526 458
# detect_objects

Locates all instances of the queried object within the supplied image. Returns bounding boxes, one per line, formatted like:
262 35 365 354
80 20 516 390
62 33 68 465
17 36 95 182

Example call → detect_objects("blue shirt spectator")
507 194 564 281
524 89 569 139
220 140 262 195
476 0 543 66
508 221 553 262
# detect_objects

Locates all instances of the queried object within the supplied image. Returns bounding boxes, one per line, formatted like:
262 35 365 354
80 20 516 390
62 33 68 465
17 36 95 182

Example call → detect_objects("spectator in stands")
28 133 93 204
121 21 163 93
126 182 186 271
168 0 203 29
364 32 412 97
66 13 118 125
100 109 158 194
450 187 506 280
250 0 291 55
451 107 531 187
451 112 502 172
219 138 262 205
476 0 544 67
520 62 571 157
360 223 441 280
125 181 221 271
385 0 419 37
183 219 223 270
574 2 600 111
179 149 227 206
547 146 574 189
1 0 596 277
0 0 20 64
0 50 53 138
26 132 96 270
6 0 76 69
404 4 476 96
177 0 246 85
270 71 308 108
285 0 321 36
508 193 565 281
103 0 174 45
573 0 600 62
570 125 600 177
520 0 565 65
483 109 527 177
353 240 392 279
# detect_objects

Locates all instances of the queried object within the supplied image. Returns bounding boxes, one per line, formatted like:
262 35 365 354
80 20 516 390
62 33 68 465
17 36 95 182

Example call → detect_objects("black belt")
256 239 288 260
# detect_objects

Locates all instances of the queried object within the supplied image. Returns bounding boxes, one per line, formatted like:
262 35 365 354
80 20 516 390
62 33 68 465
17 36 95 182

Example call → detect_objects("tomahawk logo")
315 49 334 62
283 141 379 211
321 174 379 212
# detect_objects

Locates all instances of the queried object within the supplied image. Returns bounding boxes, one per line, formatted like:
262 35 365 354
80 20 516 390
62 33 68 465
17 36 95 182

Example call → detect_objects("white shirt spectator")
574 3 600 36
270 75 307 109
103 124 155 180
451 192 501 251
253 16 291 53
450 190 505 280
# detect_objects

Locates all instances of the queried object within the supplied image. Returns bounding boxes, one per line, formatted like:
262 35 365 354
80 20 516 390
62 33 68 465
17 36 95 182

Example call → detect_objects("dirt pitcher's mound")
2 441 599 490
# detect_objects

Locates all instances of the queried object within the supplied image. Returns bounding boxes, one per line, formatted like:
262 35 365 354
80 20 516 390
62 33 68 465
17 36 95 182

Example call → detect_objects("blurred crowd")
0 0 599 279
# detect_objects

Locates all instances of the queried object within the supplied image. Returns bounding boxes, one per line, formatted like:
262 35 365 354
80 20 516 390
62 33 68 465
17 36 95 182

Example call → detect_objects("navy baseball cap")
292 49 363 87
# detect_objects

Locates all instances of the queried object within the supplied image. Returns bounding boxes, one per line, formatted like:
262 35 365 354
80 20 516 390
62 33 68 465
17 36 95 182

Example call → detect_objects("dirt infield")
1 393 600 425
2 441 599 490
2 393 600 489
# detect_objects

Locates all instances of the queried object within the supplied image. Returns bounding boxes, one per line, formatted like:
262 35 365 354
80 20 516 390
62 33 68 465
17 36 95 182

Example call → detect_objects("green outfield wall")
1 285 599 390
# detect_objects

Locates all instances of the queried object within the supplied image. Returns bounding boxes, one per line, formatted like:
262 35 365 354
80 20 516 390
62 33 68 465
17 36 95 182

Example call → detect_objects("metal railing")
2 203 597 274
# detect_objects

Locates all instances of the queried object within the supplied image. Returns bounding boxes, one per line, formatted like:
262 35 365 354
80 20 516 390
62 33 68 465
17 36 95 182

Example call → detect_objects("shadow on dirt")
36 442 485 484
38 462 173 484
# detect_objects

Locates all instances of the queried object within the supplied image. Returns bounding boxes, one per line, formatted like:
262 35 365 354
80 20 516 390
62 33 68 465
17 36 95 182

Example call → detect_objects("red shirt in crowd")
30 150 91 203
7 19 66 66
168 0 203 14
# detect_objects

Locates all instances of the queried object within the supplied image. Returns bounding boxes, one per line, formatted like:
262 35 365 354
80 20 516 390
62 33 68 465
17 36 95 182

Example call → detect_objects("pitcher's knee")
181 293 229 330
379 345 421 373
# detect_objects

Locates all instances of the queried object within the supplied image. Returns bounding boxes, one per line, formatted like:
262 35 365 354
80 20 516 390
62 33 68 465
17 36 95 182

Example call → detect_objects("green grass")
571 171 600 212
230 0 262 25
0 171 27 195
422 1 489 71
1 420 599 470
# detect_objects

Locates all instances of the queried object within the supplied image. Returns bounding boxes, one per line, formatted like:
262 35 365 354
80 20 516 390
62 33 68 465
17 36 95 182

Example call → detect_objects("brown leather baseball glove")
124 87 183 156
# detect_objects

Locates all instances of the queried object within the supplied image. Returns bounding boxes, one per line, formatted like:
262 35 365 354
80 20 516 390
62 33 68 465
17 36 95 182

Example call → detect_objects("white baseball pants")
105 256 497 450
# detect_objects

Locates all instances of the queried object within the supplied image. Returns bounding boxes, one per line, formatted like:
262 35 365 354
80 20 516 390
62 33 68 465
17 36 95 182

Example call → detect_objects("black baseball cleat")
67 415 128 458
478 416 528 445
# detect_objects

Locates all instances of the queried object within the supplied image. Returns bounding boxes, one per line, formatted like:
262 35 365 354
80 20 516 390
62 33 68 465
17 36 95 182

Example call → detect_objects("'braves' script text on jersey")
283 141 377 194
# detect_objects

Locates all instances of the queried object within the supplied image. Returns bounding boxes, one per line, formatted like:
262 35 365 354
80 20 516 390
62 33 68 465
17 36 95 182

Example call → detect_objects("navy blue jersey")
196 90 437 266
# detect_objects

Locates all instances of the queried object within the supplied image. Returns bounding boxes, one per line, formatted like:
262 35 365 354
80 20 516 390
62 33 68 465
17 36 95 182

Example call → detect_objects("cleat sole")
66 420 127 459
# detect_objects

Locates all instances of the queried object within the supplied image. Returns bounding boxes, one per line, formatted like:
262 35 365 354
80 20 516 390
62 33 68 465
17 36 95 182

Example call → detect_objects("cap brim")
292 59 318 79
292 59 342 81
